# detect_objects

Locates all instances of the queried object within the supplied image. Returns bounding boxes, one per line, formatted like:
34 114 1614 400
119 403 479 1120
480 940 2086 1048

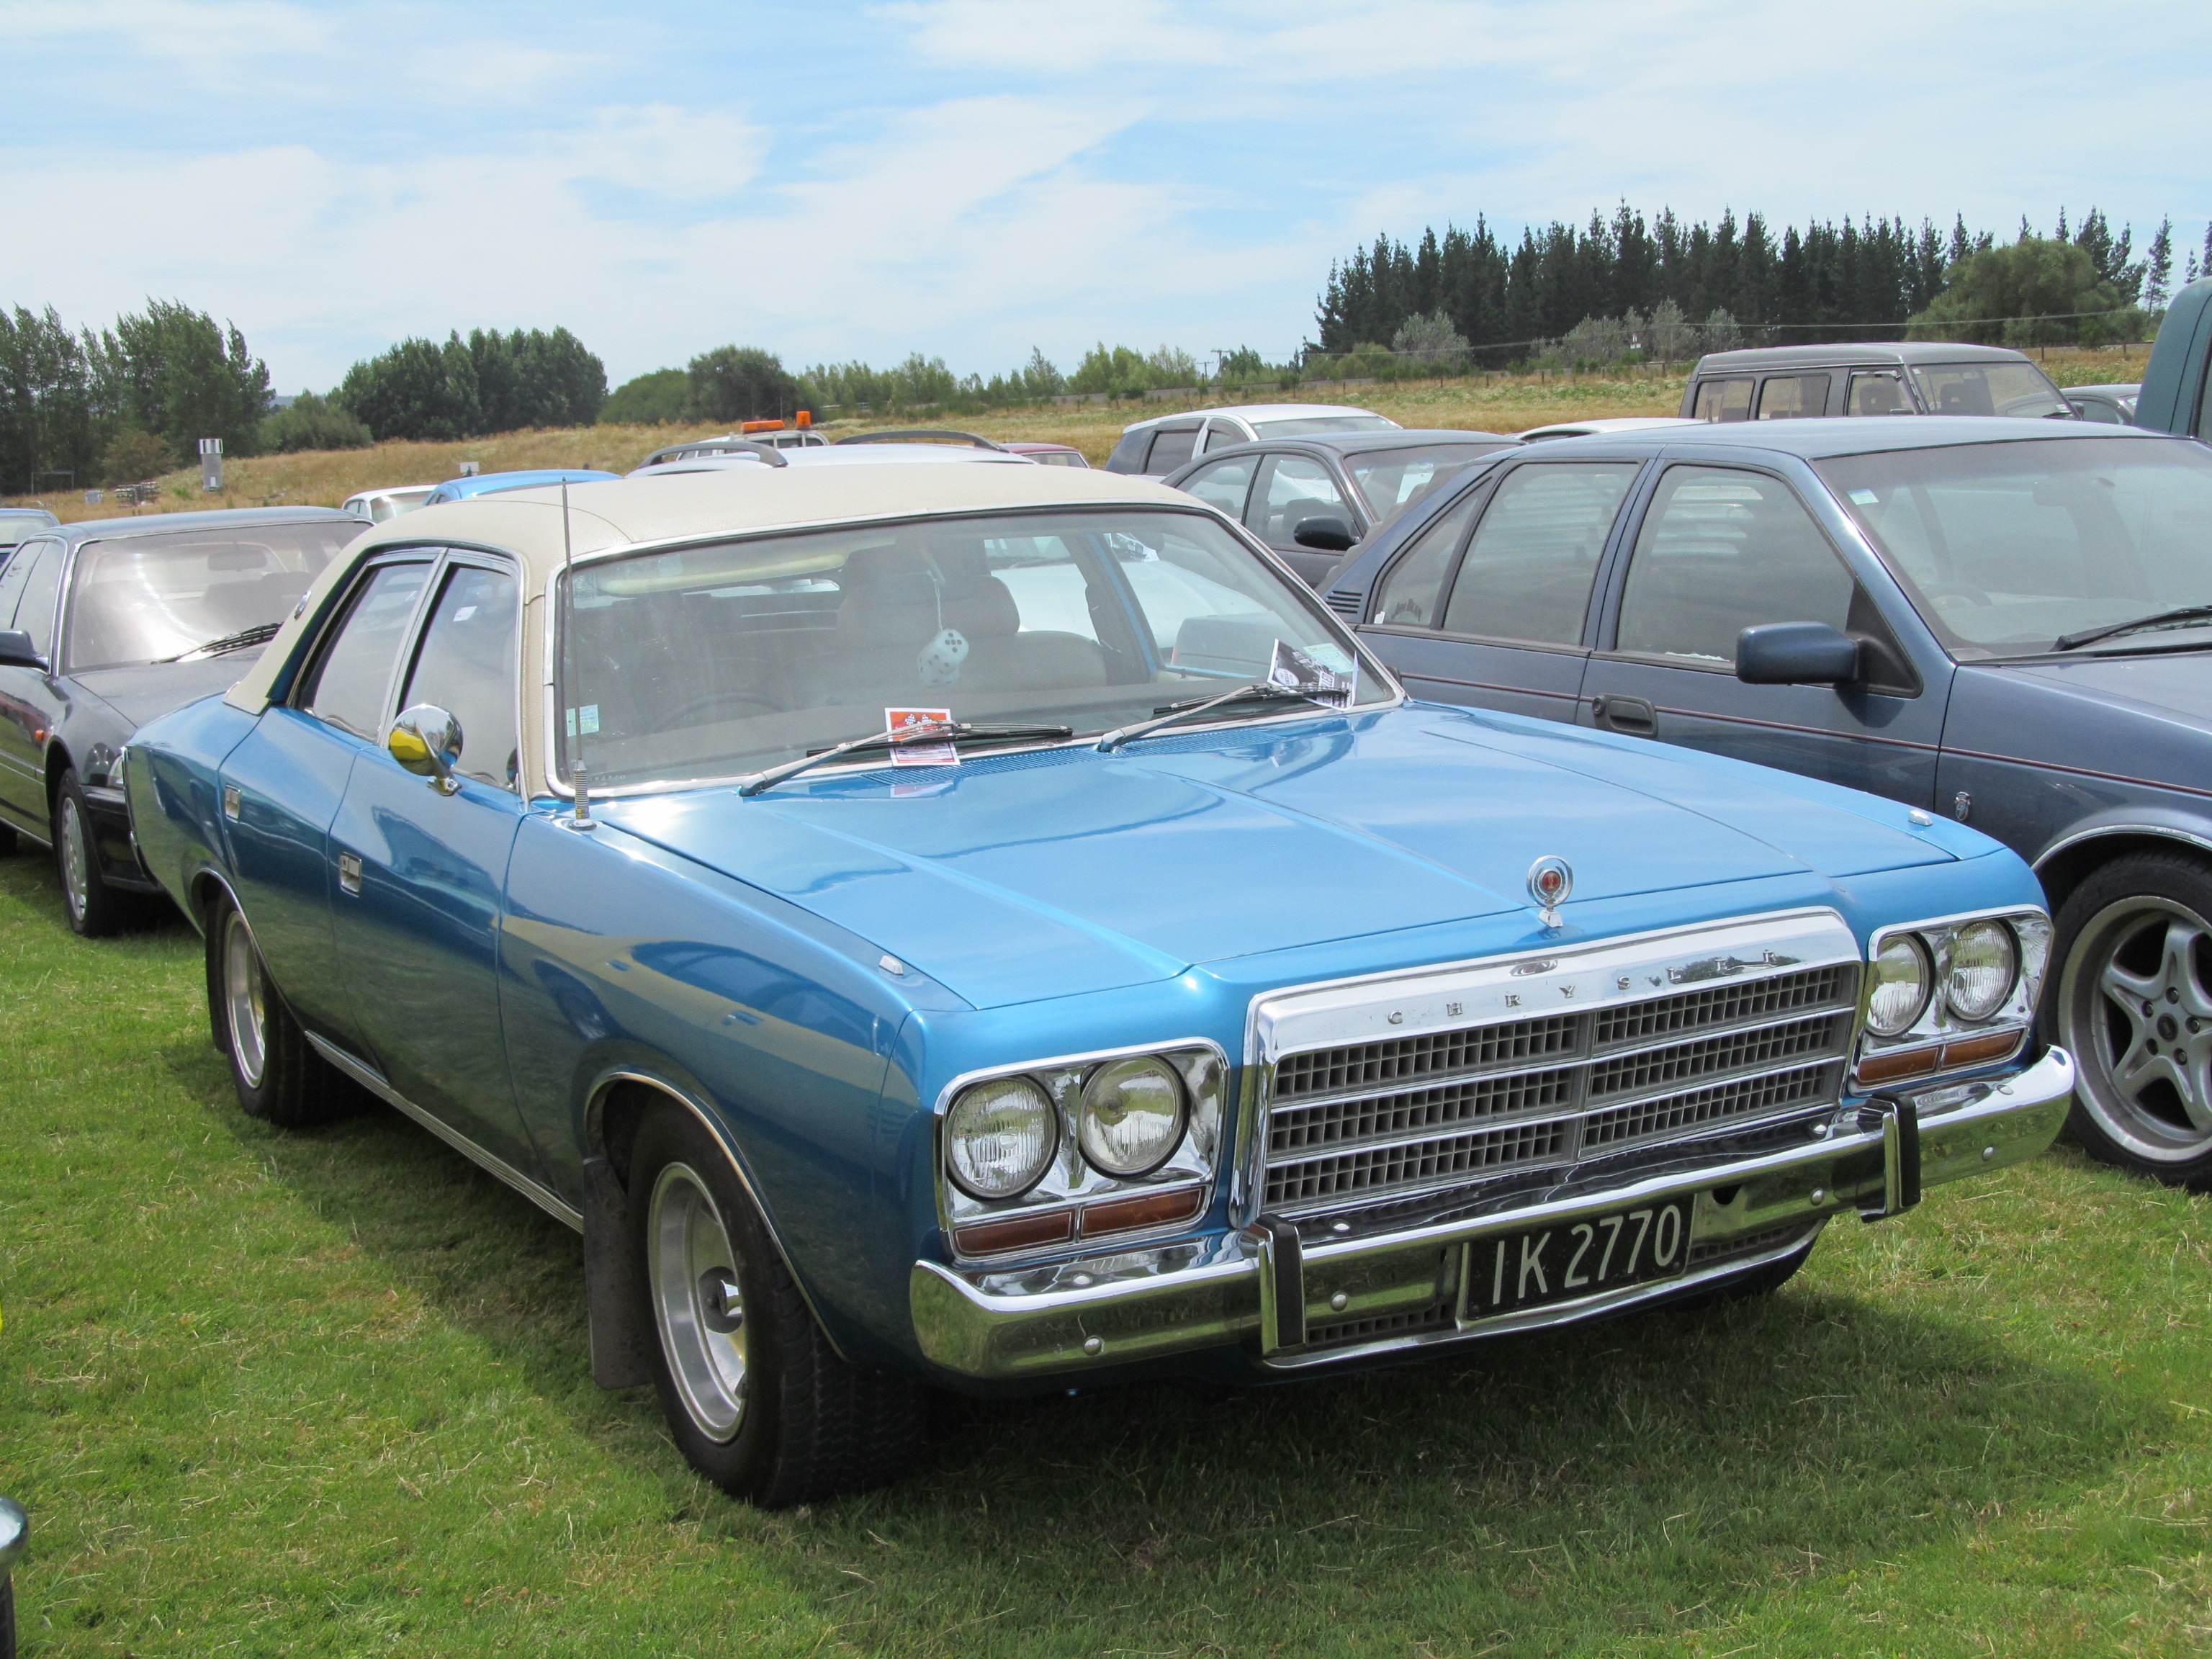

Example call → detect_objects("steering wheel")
644 691 782 734
1920 579 1994 606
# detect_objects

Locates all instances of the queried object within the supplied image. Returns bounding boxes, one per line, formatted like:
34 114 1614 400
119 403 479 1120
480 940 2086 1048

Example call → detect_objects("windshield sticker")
1268 639 1357 707
885 706 958 766
1848 488 1880 505
917 626 968 687
565 704 601 737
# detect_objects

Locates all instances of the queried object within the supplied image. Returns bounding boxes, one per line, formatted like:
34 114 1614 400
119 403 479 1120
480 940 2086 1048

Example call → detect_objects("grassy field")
5 839 2212 1655
4 346 2154 524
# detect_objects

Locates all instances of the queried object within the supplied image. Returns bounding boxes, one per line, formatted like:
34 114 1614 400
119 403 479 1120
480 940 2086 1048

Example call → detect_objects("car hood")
72 655 266 732
604 703 1961 1009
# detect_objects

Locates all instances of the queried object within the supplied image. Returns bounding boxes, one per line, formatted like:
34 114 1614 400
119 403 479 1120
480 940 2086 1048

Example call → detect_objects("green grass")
5 847 2212 1656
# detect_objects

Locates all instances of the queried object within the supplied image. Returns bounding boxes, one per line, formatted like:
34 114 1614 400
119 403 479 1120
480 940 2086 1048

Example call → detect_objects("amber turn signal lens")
1941 1030 2025 1069
1080 1187 1205 1238
953 1209 1074 1256
1856 1044 1943 1085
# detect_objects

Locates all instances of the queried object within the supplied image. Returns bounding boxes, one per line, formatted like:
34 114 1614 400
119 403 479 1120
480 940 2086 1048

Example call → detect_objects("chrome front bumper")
909 1046 2074 1381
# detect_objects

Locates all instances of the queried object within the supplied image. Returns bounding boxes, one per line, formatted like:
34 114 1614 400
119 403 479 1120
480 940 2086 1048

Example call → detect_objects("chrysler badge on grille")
1527 855 1573 930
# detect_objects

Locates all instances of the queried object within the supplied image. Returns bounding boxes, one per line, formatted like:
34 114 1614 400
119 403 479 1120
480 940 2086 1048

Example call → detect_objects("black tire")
629 1103 926 1506
205 891 352 1128
2048 850 2212 1190
53 768 137 937
0 819 17 856
0 1569 14 1659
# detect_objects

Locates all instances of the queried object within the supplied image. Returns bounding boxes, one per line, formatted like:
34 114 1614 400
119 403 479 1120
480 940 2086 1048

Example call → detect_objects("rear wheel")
2050 851 2212 1190
630 1103 926 1506
206 893 351 1128
53 769 135 937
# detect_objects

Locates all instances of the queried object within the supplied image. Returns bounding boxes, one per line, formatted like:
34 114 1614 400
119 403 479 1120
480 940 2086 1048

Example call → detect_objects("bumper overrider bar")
909 1046 2074 1380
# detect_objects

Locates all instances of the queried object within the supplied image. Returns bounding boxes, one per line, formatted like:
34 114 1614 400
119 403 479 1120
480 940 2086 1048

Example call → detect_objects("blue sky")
2 0 2206 395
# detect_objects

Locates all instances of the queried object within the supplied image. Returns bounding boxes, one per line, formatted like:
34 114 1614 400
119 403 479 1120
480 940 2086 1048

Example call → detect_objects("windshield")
1815 438 2212 656
369 489 433 522
1907 362 2069 418
66 523 353 671
557 508 1390 790
1252 415 1398 437
1345 444 1507 516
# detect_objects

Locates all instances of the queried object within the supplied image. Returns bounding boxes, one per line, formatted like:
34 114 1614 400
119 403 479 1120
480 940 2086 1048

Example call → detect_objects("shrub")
1390 310 1469 372
260 392 372 453
102 426 177 485
601 368 690 424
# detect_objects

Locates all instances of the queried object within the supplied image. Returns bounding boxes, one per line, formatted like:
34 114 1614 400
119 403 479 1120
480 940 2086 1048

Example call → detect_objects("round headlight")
1078 1056 1188 1178
945 1076 1057 1200
1946 920 2018 1022
1867 934 1933 1037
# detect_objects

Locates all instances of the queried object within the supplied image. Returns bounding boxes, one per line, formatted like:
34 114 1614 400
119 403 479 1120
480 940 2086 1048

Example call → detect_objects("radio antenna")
561 479 594 830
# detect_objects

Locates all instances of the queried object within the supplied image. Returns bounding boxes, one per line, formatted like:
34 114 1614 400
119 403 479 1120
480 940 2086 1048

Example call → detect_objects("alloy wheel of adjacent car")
51 768 131 937
2051 852 2212 1189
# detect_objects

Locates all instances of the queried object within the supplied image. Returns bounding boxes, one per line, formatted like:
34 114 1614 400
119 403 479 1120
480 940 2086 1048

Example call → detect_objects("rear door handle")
1591 694 1657 737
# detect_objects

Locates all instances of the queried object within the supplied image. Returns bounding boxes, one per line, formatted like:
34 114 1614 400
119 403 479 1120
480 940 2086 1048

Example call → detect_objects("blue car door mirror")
1735 621 1861 686
0 628 47 673
388 703 464 793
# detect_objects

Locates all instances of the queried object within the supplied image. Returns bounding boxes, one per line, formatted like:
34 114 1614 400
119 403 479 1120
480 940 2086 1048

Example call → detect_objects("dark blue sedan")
1322 418 2212 1189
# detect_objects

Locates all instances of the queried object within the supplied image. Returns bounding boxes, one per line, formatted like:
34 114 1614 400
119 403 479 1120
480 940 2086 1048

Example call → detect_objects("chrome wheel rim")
2060 894 2212 1164
58 794 89 922
222 911 269 1089
648 1161 749 1443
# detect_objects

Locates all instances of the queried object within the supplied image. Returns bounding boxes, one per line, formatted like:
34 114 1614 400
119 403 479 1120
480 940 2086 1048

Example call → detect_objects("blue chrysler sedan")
1320 419 2212 1191
125 462 2072 1504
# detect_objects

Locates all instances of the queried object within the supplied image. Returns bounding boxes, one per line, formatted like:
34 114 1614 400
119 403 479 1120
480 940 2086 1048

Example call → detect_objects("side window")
1757 373 1831 420
11 543 64 658
1439 463 1637 644
1106 428 1151 472
1848 370 1910 415
1692 378 1753 422
1203 421 1248 452
301 561 433 739
1614 467 1854 665
1370 487 1483 626
1181 456 1258 520
0 539 55 639
1248 454 1349 546
1146 424 1200 473
399 563 521 788
2072 398 2122 425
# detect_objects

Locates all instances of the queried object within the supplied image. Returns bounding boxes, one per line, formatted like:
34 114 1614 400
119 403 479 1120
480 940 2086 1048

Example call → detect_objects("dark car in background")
2064 382 2141 425
1683 343 2072 423
1321 418 2212 1189
1105 404 1400 477
1163 428 1515 586
0 507 364 933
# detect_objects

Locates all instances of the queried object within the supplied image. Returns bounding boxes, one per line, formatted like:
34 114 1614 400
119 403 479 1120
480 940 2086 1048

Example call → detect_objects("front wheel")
2049 850 2212 1189
53 768 135 937
629 1104 925 1506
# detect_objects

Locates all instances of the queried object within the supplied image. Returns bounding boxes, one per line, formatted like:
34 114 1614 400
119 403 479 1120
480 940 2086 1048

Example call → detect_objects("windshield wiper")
158 621 285 663
1095 681 1328 752
734 721 1074 797
2054 606 2212 652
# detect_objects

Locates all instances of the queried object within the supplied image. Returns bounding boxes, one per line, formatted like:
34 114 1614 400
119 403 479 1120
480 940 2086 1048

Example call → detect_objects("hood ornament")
1527 856 1573 930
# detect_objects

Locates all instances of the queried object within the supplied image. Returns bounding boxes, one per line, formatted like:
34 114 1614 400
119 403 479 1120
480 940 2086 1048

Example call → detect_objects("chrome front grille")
1259 956 1858 1216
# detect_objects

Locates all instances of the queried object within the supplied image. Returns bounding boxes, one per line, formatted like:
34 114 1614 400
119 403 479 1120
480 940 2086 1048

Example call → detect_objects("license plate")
1462 1197 1694 1320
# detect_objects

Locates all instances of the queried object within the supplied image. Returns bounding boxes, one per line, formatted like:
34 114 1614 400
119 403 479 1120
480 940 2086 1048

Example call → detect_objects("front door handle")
337 850 363 896
1591 694 1658 737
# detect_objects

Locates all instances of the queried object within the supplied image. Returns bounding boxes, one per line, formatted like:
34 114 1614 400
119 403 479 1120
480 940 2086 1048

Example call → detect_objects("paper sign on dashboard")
884 706 958 766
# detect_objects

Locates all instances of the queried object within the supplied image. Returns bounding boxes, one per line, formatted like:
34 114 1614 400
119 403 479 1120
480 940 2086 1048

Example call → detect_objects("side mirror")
1736 621 1861 686
0 628 48 673
1292 516 1356 553
388 703 464 793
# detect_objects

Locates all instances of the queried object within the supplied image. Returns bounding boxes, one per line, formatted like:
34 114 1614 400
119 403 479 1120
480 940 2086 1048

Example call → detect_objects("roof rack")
833 429 1008 451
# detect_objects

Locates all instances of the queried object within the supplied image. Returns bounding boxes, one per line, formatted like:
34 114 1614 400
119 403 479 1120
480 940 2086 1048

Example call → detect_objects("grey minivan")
1682 343 2072 423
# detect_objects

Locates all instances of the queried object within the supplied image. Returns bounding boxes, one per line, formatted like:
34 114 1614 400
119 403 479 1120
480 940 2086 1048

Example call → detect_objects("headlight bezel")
1856 906 2051 1084
935 1040 1227 1259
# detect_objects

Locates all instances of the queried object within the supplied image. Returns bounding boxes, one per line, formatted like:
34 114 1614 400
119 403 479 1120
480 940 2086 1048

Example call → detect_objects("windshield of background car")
1816 438 2212 656
557 508 1390 789
66 523 354 671
1346 444 1504 516
1252 415 1398 438
1907 362 2069 418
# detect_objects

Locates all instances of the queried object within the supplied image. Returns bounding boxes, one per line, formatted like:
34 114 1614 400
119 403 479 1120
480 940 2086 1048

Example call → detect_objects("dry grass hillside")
4 346 2154 523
